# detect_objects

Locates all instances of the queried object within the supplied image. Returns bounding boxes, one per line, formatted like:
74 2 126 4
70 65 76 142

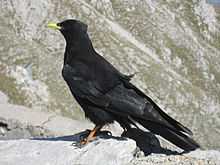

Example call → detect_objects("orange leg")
80 125 102 145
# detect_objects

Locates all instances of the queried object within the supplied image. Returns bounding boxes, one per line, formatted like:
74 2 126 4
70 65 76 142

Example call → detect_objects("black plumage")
49 19 199 151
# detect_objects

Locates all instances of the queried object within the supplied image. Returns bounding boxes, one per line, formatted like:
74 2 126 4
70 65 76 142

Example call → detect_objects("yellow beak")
47 22 61 30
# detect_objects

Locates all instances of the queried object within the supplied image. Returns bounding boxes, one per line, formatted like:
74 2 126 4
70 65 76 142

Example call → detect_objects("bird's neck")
64 33 95 65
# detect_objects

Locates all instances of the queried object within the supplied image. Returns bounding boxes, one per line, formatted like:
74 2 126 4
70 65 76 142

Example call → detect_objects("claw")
78 125 102 145
80 136 96 145
78 130 91 141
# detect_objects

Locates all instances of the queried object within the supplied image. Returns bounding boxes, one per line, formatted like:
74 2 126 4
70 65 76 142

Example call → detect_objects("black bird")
48 19 199 151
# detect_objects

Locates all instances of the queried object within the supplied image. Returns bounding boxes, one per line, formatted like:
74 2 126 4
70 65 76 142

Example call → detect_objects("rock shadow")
32 128 182 156
32 129 126 144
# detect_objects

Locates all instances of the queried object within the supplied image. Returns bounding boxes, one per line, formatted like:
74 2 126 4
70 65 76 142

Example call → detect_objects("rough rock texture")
0 139 136 165
0 103 92 139
0 139 220 165
0 103 92 136
130 150 220 165
0 91 8 104
0 91 93 139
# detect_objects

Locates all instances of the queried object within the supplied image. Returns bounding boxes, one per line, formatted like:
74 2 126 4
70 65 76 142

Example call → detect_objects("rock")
0 91 9 104
0 103 93 139
185 149 220 164
130 149 220 165
0 138 220 165
0 138 136 165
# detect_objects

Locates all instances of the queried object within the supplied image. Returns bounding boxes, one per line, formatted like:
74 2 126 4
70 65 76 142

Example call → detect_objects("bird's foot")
79 129 112 140
78 129 91 140
72 135 96 148
73 130 112 147
73 126 110 147
80 136 97 145
78 130 112 146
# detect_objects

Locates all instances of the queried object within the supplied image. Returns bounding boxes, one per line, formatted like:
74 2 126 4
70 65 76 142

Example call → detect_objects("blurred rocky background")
0 0 220 151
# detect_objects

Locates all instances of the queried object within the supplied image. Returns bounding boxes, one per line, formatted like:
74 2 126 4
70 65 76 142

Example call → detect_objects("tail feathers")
153 106 193 135
124 82 193 135
135 118 200 151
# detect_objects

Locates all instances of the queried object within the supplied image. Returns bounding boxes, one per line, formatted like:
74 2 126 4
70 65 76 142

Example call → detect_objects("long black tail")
134 117 200 151
122 82 200 151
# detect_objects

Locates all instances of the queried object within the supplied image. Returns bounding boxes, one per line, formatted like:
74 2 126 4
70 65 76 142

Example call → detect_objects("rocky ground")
1 91 220 165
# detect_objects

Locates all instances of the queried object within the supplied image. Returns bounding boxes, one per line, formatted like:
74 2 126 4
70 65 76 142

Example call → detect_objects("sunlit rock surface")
0 0 220 149
129 150 220 165
1 139 220 165
0 139 136 165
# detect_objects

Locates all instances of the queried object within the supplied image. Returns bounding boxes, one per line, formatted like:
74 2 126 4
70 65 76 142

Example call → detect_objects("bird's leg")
80 125 102 145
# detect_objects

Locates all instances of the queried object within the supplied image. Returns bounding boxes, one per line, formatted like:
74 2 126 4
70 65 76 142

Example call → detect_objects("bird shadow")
121 128 182 156
32 128 182 156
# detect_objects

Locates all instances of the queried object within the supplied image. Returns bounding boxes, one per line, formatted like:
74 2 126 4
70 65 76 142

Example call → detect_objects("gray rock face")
0 139 136 165
130 150 220 165
0 91 8 104
0 90 93 139
0 139 220 165
0 102 93 140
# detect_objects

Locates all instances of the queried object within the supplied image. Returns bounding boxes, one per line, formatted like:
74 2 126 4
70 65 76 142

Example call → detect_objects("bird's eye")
57 23 64 30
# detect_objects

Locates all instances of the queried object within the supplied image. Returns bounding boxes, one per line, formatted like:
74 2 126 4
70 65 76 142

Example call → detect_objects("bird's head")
47 19 88 43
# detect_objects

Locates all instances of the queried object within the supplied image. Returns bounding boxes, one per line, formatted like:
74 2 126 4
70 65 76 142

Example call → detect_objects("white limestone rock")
0 138 136 165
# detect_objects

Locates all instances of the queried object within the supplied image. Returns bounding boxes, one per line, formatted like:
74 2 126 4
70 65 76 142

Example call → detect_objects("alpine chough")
48 19 200 151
